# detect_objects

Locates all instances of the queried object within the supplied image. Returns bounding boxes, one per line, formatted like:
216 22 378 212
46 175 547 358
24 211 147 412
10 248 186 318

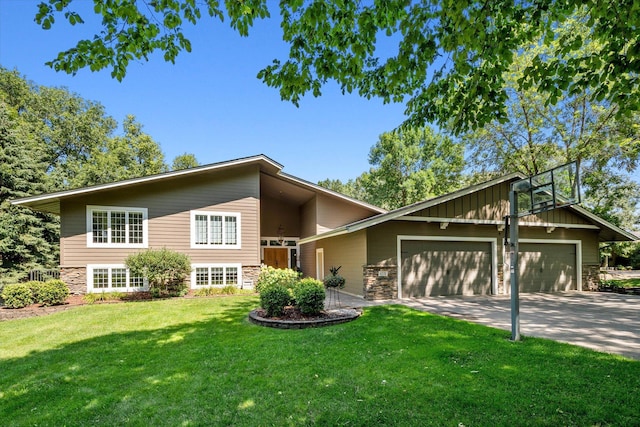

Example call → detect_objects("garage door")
518 243 576 292
400 240 493 297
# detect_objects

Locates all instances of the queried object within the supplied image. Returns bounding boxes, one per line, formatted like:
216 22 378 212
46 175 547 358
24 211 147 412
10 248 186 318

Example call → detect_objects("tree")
362 127 464 210
319 127 464 210
74 115 168 186
35 1 640 133
0 68 169 281
462 14 640 265
171 153 199 171
316 177 368 202
0 103 59 284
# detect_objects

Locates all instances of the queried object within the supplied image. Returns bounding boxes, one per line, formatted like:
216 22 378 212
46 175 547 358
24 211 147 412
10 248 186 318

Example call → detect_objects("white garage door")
400 240 493 297
519 243 576 292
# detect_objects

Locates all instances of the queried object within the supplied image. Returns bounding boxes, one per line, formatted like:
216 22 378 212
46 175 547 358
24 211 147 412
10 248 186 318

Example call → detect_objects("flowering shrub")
256 266 299 293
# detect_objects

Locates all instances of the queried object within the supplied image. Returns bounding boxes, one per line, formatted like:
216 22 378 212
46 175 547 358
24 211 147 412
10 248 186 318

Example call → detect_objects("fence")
29 268 60 282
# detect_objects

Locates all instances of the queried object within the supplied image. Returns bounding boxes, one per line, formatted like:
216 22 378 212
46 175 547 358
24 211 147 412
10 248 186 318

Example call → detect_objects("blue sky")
0 1 408 183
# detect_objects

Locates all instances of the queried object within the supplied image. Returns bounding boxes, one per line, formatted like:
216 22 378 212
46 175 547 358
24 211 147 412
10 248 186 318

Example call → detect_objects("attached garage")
399 238 496 297
518 241 578 292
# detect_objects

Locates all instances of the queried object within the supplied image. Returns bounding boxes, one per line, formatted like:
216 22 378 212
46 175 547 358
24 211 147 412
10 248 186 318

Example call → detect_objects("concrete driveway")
335 291 640 360
401 292 640 360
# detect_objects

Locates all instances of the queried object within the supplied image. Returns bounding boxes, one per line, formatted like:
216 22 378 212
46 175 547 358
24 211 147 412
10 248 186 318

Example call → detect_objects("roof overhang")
12 154 386 217
299 173 638 244
11 155 284 215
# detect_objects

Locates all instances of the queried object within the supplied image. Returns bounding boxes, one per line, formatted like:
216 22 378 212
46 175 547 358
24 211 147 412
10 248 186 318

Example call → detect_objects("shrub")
293 278 326 315
260 284 291 317
323 266 346 289
256 266 299 293
35 280 70 306
1 283 34 308
24 281 45 302
125 248 191 297
84 292 125 304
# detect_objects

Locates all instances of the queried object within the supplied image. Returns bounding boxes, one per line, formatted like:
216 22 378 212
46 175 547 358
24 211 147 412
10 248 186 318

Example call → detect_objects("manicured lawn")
1 296 639 426
607 278 640 288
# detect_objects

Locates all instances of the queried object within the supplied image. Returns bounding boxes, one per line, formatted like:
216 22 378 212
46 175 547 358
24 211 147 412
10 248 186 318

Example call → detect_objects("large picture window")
86 206 148 248
190 264 242 288
191 211 241 249
87 265 148 293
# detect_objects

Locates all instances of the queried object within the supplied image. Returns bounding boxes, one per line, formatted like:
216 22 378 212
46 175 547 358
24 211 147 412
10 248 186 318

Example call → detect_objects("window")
191 264 242 288
87 206 148 248
191 211 241 249
87 265 147 293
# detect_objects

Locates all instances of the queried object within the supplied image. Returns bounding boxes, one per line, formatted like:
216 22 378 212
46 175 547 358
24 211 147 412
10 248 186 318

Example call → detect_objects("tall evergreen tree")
0 103 58 284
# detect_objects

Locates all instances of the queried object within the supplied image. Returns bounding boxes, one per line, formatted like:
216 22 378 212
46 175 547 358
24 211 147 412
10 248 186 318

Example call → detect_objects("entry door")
264 248 288 269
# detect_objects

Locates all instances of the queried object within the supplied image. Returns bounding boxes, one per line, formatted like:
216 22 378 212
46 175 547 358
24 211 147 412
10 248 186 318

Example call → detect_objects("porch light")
277 224 285 245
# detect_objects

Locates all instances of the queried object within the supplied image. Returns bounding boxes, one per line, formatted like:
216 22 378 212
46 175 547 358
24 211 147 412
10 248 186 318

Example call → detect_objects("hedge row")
1 280 70 308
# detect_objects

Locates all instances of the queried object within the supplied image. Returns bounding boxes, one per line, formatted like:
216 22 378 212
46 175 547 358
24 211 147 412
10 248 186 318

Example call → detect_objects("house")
12 155 636 299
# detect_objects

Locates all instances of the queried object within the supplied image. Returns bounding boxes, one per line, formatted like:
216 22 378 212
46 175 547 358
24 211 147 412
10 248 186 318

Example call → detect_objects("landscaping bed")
248 306 360 329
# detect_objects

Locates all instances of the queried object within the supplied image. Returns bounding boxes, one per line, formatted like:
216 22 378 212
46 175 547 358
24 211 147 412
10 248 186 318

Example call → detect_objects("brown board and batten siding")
59 165 261 267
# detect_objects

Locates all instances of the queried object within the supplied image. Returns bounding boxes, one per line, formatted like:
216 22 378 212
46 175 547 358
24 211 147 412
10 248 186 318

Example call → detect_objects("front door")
264 248 288 269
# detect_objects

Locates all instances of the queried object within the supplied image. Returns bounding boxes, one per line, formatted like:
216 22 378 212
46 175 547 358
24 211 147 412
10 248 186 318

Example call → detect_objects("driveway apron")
399 292 640 360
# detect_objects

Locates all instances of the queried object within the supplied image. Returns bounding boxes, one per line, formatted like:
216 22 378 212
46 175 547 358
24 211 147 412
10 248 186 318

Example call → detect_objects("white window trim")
190 210 241 249
86 205 148 248
316 248 324 280
191 263 243 289
86 264 149 293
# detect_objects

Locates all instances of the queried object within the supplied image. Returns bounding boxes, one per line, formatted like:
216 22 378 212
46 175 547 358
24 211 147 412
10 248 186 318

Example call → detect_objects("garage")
518 242 577 292
400 239 494 297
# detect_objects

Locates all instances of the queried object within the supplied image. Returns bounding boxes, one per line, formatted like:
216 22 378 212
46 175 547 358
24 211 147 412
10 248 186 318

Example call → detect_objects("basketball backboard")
513 162 580 217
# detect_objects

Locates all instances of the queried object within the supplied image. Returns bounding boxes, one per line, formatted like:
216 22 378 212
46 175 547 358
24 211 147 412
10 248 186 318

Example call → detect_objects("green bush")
1 283 34 308
125 248 191 297
293 278 326 315
35 280 70 306
24 281 45 302
256 266 299 293
260 284 291 317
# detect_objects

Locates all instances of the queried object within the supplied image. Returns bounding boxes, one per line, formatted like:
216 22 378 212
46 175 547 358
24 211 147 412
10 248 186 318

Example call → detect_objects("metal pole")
509 189 521 341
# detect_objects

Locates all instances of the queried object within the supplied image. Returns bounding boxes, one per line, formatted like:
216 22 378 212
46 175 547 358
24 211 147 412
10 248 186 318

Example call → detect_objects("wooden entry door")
264 248 288 269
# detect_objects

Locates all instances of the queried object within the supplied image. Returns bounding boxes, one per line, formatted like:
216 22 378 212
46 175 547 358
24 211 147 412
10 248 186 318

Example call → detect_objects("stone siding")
363 265 397 300
60 267 86 294
241 265 261 289
582 264 601 291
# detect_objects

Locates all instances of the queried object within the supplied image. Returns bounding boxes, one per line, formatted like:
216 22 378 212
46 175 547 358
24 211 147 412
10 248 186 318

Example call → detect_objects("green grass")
1 297 639 426
606 278 640 288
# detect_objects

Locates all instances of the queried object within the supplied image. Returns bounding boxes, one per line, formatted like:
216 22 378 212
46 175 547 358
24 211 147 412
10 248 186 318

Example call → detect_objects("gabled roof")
299 173 638 243
11 154 386 215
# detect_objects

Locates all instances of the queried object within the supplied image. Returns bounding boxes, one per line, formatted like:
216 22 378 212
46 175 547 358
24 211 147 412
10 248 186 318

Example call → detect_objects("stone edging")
248 308 361 329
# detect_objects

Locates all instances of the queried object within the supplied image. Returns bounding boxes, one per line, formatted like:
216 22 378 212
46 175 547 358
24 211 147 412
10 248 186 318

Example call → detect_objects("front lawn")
606 278 640 288
1 297 638 426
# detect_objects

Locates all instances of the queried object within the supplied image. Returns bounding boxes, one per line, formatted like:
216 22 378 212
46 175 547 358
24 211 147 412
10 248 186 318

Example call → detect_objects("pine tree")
0 103 59 284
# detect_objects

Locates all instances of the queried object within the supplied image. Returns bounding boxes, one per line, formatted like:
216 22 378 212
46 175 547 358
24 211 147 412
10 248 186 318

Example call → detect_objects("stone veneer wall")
60 267 86 294
241 265 261 289
363 265 397 300
582 264 601 291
